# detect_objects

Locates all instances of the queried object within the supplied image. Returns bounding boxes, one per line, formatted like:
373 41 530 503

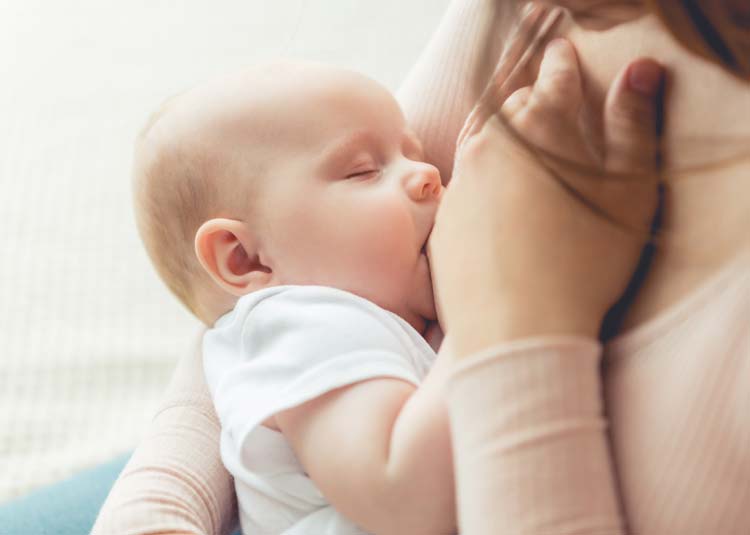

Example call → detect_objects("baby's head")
133 61 442 333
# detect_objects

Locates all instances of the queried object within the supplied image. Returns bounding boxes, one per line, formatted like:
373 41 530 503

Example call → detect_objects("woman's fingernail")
627 60 664 96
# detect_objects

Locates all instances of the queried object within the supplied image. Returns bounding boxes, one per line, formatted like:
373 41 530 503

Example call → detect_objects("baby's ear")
194 218 273 296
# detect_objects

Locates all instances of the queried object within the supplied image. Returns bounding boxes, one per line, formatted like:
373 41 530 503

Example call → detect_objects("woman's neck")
562 12 750 331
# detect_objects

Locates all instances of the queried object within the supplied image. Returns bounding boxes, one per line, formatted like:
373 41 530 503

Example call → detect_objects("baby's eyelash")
346 169 378 179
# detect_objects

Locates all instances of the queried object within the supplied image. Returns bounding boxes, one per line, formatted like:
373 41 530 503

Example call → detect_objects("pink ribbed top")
605 251 750 533
447 251 750 534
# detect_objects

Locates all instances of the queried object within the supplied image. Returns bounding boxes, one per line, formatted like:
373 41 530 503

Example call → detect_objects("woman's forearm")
446 336 626 534
91 330 237 535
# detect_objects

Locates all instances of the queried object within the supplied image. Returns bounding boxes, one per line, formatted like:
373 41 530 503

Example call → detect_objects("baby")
133 60 455 534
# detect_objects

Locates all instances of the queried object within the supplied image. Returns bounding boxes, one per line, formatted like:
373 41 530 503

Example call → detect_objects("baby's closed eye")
345 169 379 179
344 158 380 179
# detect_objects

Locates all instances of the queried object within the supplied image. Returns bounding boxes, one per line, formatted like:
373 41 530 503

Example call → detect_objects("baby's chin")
414 281 438 325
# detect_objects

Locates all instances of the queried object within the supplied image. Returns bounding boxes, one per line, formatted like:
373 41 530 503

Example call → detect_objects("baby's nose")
406 163 442 202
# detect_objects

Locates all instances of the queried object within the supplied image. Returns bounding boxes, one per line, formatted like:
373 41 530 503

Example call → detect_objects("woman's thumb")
604 58 665 174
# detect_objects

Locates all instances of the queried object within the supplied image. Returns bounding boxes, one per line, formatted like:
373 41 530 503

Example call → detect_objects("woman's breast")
603 263 750 532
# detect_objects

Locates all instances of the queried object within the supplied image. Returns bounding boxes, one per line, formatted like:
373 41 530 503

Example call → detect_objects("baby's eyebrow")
317 130 374 170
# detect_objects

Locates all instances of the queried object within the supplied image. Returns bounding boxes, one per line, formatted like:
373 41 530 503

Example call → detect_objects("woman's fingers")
500 86 532 119
529 38 582 116
603 58 665 174
456 5 564 151
506 38 589 162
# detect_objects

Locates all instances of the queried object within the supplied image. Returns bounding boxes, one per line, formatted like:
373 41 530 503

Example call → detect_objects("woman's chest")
603 281 750 532
618 153 750 333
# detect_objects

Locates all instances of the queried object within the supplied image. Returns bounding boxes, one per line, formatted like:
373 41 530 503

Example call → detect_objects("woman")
94 0 750 533
435 1 750 533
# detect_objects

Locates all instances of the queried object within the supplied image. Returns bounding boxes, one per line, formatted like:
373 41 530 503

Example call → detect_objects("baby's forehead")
151 62 404 188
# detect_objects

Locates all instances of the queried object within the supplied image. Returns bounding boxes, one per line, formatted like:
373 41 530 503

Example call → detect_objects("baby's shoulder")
214 285 409 355
237 285 394 327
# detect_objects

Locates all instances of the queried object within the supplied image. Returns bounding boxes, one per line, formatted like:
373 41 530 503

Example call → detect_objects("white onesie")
203 285 438 535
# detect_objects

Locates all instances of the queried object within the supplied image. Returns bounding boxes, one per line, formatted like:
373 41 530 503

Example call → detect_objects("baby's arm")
275 342 457 535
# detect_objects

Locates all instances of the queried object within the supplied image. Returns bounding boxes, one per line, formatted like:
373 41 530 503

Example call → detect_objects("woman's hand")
428 38 665 356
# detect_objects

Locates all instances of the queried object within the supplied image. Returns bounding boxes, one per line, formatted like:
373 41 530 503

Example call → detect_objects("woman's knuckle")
459 130 492 162
523 93 549 121
511 110 540 138
551 66 580 91
541 67 579 95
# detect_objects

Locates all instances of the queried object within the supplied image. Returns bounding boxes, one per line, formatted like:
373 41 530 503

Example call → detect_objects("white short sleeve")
203 285 435 460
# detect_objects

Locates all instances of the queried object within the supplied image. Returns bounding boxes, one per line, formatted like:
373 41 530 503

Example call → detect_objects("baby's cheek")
369 211 419 282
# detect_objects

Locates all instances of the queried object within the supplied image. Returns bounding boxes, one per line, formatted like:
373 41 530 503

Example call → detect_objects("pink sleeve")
91 330 237 535
446 337 626 534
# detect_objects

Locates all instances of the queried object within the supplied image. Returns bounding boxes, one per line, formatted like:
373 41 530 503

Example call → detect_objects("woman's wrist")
447 305 600 358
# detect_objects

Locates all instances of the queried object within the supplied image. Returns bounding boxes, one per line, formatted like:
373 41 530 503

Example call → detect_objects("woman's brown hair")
646 0 750 79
